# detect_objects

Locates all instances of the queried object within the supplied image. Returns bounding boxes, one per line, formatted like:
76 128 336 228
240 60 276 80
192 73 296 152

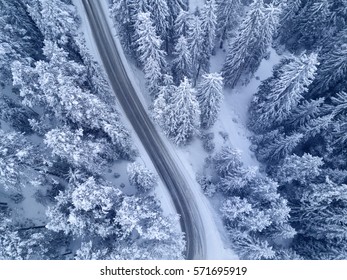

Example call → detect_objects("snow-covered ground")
189 0 204 12
210 47 281 167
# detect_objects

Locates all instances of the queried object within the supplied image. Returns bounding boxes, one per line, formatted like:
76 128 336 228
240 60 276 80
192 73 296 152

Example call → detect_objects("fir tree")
187 14 204 85
249 53 319 132
310 35 347 97
257 133 303 163
200 0 217 71
290 0 332 50
216 0 243 48
164 77 200 145
287 98 325 128
172 35 192 83
127 162 157 192
222 0 281 88
275 153 324 185
134 12 167 94
196 73 224 129
174 9 191 38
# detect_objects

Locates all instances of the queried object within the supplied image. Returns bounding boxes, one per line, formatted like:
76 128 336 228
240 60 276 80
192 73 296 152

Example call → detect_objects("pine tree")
127 162 157 192
174 9 191 38
134 12 167 94
222 0 281 88
232 233 275 260
216 0 243 48
288 98 325 128
164 77 200 145
276 0 302 47
172 35 192 83
0 0 43 85
12 41 134 159
200 0 217 71
275 153 323 185
167 1 189 54
44 127 113 175
187 14 204 85
109 0 134 54
213 146 243 177
196 72 223 129
299 114 333 140
257 133 303 163
291 0 332 50
147 0 170 46
249 53 319 132
0 129 36 194
27 0 79 44
310 35 347 97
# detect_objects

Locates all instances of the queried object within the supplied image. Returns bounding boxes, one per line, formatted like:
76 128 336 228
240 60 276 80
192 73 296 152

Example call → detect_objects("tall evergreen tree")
257 133 303 163
164 77 200 145
172 35 192 83
147 0 170 48
134 12 167 94
290 0 332 51
187 14 204 86
196 73 224 129
200 0 217 72
174 9 191 38
310 32 347 97
249 53 319 132
222 0 281 88
216 0 243 48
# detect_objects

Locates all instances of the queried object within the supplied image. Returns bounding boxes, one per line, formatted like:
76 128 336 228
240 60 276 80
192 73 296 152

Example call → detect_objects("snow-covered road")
78 0 235 259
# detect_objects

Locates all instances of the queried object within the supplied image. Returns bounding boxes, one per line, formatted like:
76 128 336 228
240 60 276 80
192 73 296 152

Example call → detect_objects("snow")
210 47 281 167
189 0 204 12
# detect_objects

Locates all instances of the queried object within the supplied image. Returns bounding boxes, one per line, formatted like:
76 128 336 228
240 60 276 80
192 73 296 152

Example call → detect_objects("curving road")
82 0 206 259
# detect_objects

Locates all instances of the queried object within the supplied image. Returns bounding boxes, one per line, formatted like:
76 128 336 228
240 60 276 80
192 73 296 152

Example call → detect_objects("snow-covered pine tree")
127 162 157 192
44 127 113 175
187 14 204 86
257 133 303 163
26 0 79 44
166 1 189 54
231 233 275 260
172 35 192 83
249 52 319 133
275 153 324 185
287 98 325 128
147 0 170 49
0 129 36 194
310 33 347 97
222 0 281 88
200 0 217 72
109 0 134 54
0 0 43 85
289 0 332 51
213 146 243 177
134 12 167 94
216 0 243 49
12 41 134 159
164 77 200 145
174 9 191 39
276 0 302 47
196 73 223 129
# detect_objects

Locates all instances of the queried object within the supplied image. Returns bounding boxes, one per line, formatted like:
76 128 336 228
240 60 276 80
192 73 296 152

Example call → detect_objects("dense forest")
110 0 347 259
1 0 347 260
